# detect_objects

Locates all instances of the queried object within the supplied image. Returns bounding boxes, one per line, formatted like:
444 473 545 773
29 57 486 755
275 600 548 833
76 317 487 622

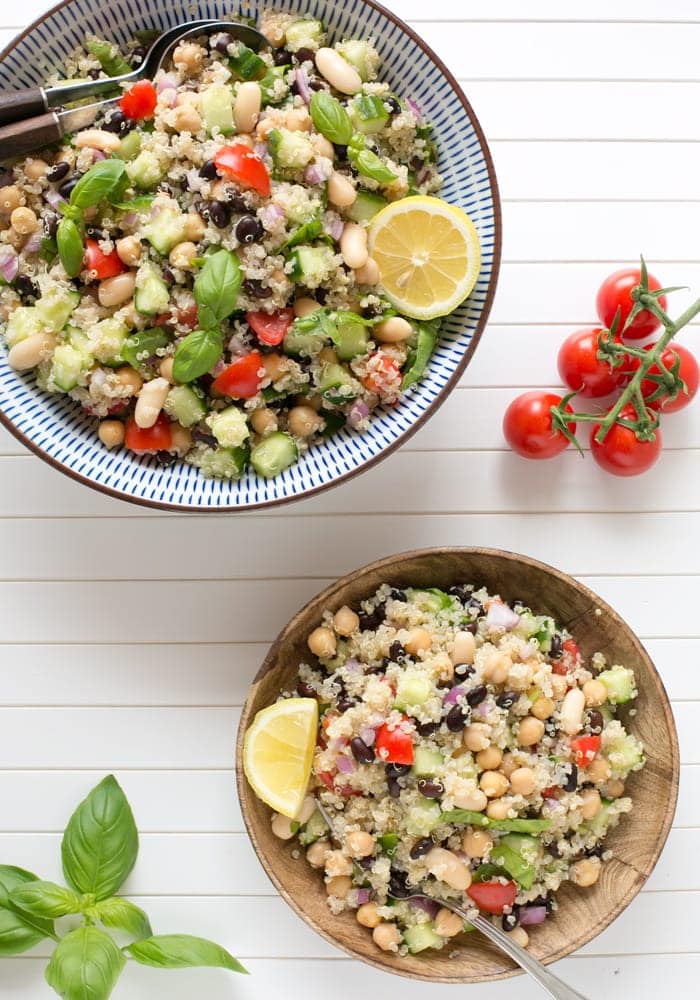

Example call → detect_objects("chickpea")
486 797 513 821
434 908 464 938
306 839 331 868
463 723 491 752
184 213 206 242
262 352 289 382
586 757 612 784
169 424 193 457
550 674 568 700
324 849 353 877
114 366 143 394
462 828 493 859
602 778 625 799
500 752 521 778
356 902 381 928
509 766 537 796
271 813 296 839
177 91 201 109
301 393 324 411
508 927 529 949
24 158 49 181
345 830 374 858
425 847 471 891
307 626 336 659
580 787 602 820
372 923 401 952
476 746 503 771
116 236 142 267
287 404 323 438
173 41 205 75
334 605 359 637
326 875 353 899
452 785 488 812
318 346 338 365
583 679 608 707
158 356 175 383
10 207 38 235
250 408 278 436
5 227 25 250
0 185 22 215
169 241 198 270
531 696 556 721
480 770 509 798
374 316 413 344
482 650 510 685
404 627 432 656
571 857 601 888
172 103 202 133
98 420 125 449
294 296 322 318
518 716 545 747
450 630 476 667
432 652 454 684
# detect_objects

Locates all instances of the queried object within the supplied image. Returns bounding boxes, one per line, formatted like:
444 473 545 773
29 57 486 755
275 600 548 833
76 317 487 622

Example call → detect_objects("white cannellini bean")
8 333 56 371
354 257 380 285
98 271 137 308
425 847 472 892
560 687 586 735
340 222 368 269
134 377 170 429
234 81 262 134
74 129 122 153
450 630 476 666
327 171 357 208
295 796 316 825
374 316 413 343
315 47 363 95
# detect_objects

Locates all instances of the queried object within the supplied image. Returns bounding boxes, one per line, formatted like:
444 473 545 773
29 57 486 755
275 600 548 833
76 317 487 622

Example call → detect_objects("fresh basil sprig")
193 248 242 329
309 91 353 145
0 775 246 999
56 218 84 278
173 328 224 383
69 159 128 211
348 134 398 183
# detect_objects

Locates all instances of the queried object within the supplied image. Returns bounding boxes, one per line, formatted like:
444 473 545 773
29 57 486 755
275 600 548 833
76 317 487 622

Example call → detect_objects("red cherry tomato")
247 308 295 346
125 413 172 453
120 80 158 121
541 786 562 800
467 880 518 915
630 342 699 413
84 239 126 281
375 718 414 765
591 404 662 477
212 351 264 398
214 144 271 196
596 267 667 341
557 327 626 398
362 353 401 395
563 639 579 660
570 735 601 768
503 391 576 460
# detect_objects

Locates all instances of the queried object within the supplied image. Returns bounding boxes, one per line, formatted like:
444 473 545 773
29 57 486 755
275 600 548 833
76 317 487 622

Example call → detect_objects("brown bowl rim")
236 546 680 983
0 0 502 513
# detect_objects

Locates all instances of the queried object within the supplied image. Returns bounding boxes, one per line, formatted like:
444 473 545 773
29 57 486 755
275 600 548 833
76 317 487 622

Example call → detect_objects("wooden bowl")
236 548 679 983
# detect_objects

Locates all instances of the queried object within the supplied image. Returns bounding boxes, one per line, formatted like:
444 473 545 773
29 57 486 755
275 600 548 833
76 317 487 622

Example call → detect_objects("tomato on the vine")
590 404 662 477
557 327 627 398
631 342 699 413
596 267 667 341
503 391 575 459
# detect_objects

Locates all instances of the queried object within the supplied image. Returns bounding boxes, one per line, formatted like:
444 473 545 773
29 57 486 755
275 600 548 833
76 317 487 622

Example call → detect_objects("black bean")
333 143 348 160
15 274 39 301
387 777 402 798
365 661 386 675
228 193 251 213
409 837 433 860
337 697 356 712
530 894 554 914
588 710 604 734
294 47 315 64
409 155 424 172
58 176 79 199
448 584 472 603
466 684 487 707
130 45 146 66
314 286 328 305
47 161 70 184
209 199 231 228
385 762 411 779
386 96 401 116
87 67 101 80
161 266 176 285
273 47 292 66
467 597 485 617
154 450 176 466
585 844 604 858
417 779 444 800
502 906 520 931
445 703 470 732
296 680 317 698
415 720 440 737
243 278 273 299
199 159 219 180
192 429 218 447
546 842 562 859
454 663 475 681
357 603 386 631
355 855 374 870
308 79 327 92
549 634 563 660
389 640 406 661
350 737 375 764
497 690 518 710
390 589 406 602
214 32 233 54
44 213 58 239
0 168 14 188
85 226 107 241
388 869 410 898
235 214 264 243
103 109 129 134
563 763 578 792
464 621 478 635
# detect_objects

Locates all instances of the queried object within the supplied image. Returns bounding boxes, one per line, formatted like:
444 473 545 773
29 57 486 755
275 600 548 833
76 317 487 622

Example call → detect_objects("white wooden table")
0 1 698 997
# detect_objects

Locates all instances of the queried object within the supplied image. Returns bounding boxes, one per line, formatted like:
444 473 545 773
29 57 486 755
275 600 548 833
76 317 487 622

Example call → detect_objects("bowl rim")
236 545 680 982
0 0 502 513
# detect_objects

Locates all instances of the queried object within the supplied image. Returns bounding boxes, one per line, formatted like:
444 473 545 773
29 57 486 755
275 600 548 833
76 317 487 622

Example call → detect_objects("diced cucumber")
349 94 389 135
250 431 297 477
285 19 324 52
134 262 170 316
405 799 442 837
404 922 445 954
605 729 644 776
228 44 266 80
268 128 314 170
88 317 129 364
206 406 250 449
117 129 141 162
259 65 290 106
583 799 616 839
378 833 399 856
490 834 541 890
197 445 249 478
298 809 328 847
332 313 369 361
597 665 637 704
143 205 188 255
164 384 207 428
202 83 234 136
34 287 80 333
317 362 357 404
287 245 336 286
121 328 170 372
49 343 84 391
411 747 444 778
406 588 453 613
66 326 94 366
126 150 165 189
4 306 42 346
336 39 380 82
402 321 437 390
283 316 327 357
345 190 387 224
395 668 433 712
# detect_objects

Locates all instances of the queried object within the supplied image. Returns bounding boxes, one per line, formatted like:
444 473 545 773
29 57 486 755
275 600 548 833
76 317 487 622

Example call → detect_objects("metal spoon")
314 799 589 1000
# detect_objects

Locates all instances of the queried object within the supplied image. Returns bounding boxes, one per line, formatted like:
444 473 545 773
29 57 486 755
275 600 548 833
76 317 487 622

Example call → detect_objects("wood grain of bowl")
236 547 679 983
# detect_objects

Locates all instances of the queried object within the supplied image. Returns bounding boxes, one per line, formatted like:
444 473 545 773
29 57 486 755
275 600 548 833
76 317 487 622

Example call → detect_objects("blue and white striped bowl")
0 0 501 511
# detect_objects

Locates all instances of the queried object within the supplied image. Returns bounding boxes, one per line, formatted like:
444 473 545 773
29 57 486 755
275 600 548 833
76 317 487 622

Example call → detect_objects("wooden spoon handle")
0 112 62 162
0 87 47 127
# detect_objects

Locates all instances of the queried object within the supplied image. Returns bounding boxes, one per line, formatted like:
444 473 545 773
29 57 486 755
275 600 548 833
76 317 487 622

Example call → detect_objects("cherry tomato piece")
570 735 601 768
120 80 158 121
214 144 271 196
630 342 699 413
591 404 662 477
596 267 667 341
503 391 575 460
84 239 126 281
125 413 172 453
318 770 335 791
467 880 518 915
557 327 626 398
361 353 401 396
541 786 562 800
375 718 414 765
247 308 295 346
212 351 264 398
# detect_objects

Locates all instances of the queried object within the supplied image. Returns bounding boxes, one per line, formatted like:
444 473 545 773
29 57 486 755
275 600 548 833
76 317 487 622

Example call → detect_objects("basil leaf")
126 934 247 974
56 218 84 278
9 880 82 919
90 897 152 941
310 91 353 145
69 160 128 211
85 39 131 77
281 215 323 251
45 926 125 1000
0 866 55 956
353 147 398 184
172 329 224 383
61 774 138 901
121 328 170 372
193 249 242 329
402 321 437 390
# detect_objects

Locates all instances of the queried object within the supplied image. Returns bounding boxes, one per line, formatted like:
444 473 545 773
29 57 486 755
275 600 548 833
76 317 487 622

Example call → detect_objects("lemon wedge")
243 698 318 818
368 195 481 320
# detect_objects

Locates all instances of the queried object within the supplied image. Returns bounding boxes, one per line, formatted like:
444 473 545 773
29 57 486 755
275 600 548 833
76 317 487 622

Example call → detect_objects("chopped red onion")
44 188 66 212
22 231 43 255
304 161 331 186
157 73 179 94
335 754 356 774
519 905 547 926
486 602 521 630
477 701 490 718
0 246 19 283
294 66 311 105
406 97 424 123
186 168 206 193
212 358 227 376
324 216 344 241
344 658 362 673
416 165 430 187
121 211 138 228
347 399 369 428
408 896 440 919
259 203 285 229
254 142 268 160
355 888 371 905
91 149 108 162
227 332 249 356
443 685 465 707
358 726 376 746
327 737 346 752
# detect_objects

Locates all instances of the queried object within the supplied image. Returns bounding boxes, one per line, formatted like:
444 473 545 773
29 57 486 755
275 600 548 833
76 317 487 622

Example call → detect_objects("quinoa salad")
0 11 452 479
268 584 645 956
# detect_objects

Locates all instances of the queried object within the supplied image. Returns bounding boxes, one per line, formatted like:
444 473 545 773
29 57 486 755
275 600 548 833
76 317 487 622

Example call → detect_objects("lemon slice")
243 697 318 818
368 195 481 320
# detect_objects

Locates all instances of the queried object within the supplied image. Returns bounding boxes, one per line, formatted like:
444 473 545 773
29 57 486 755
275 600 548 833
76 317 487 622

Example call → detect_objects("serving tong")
314 799 589 1000
0 20 268 160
